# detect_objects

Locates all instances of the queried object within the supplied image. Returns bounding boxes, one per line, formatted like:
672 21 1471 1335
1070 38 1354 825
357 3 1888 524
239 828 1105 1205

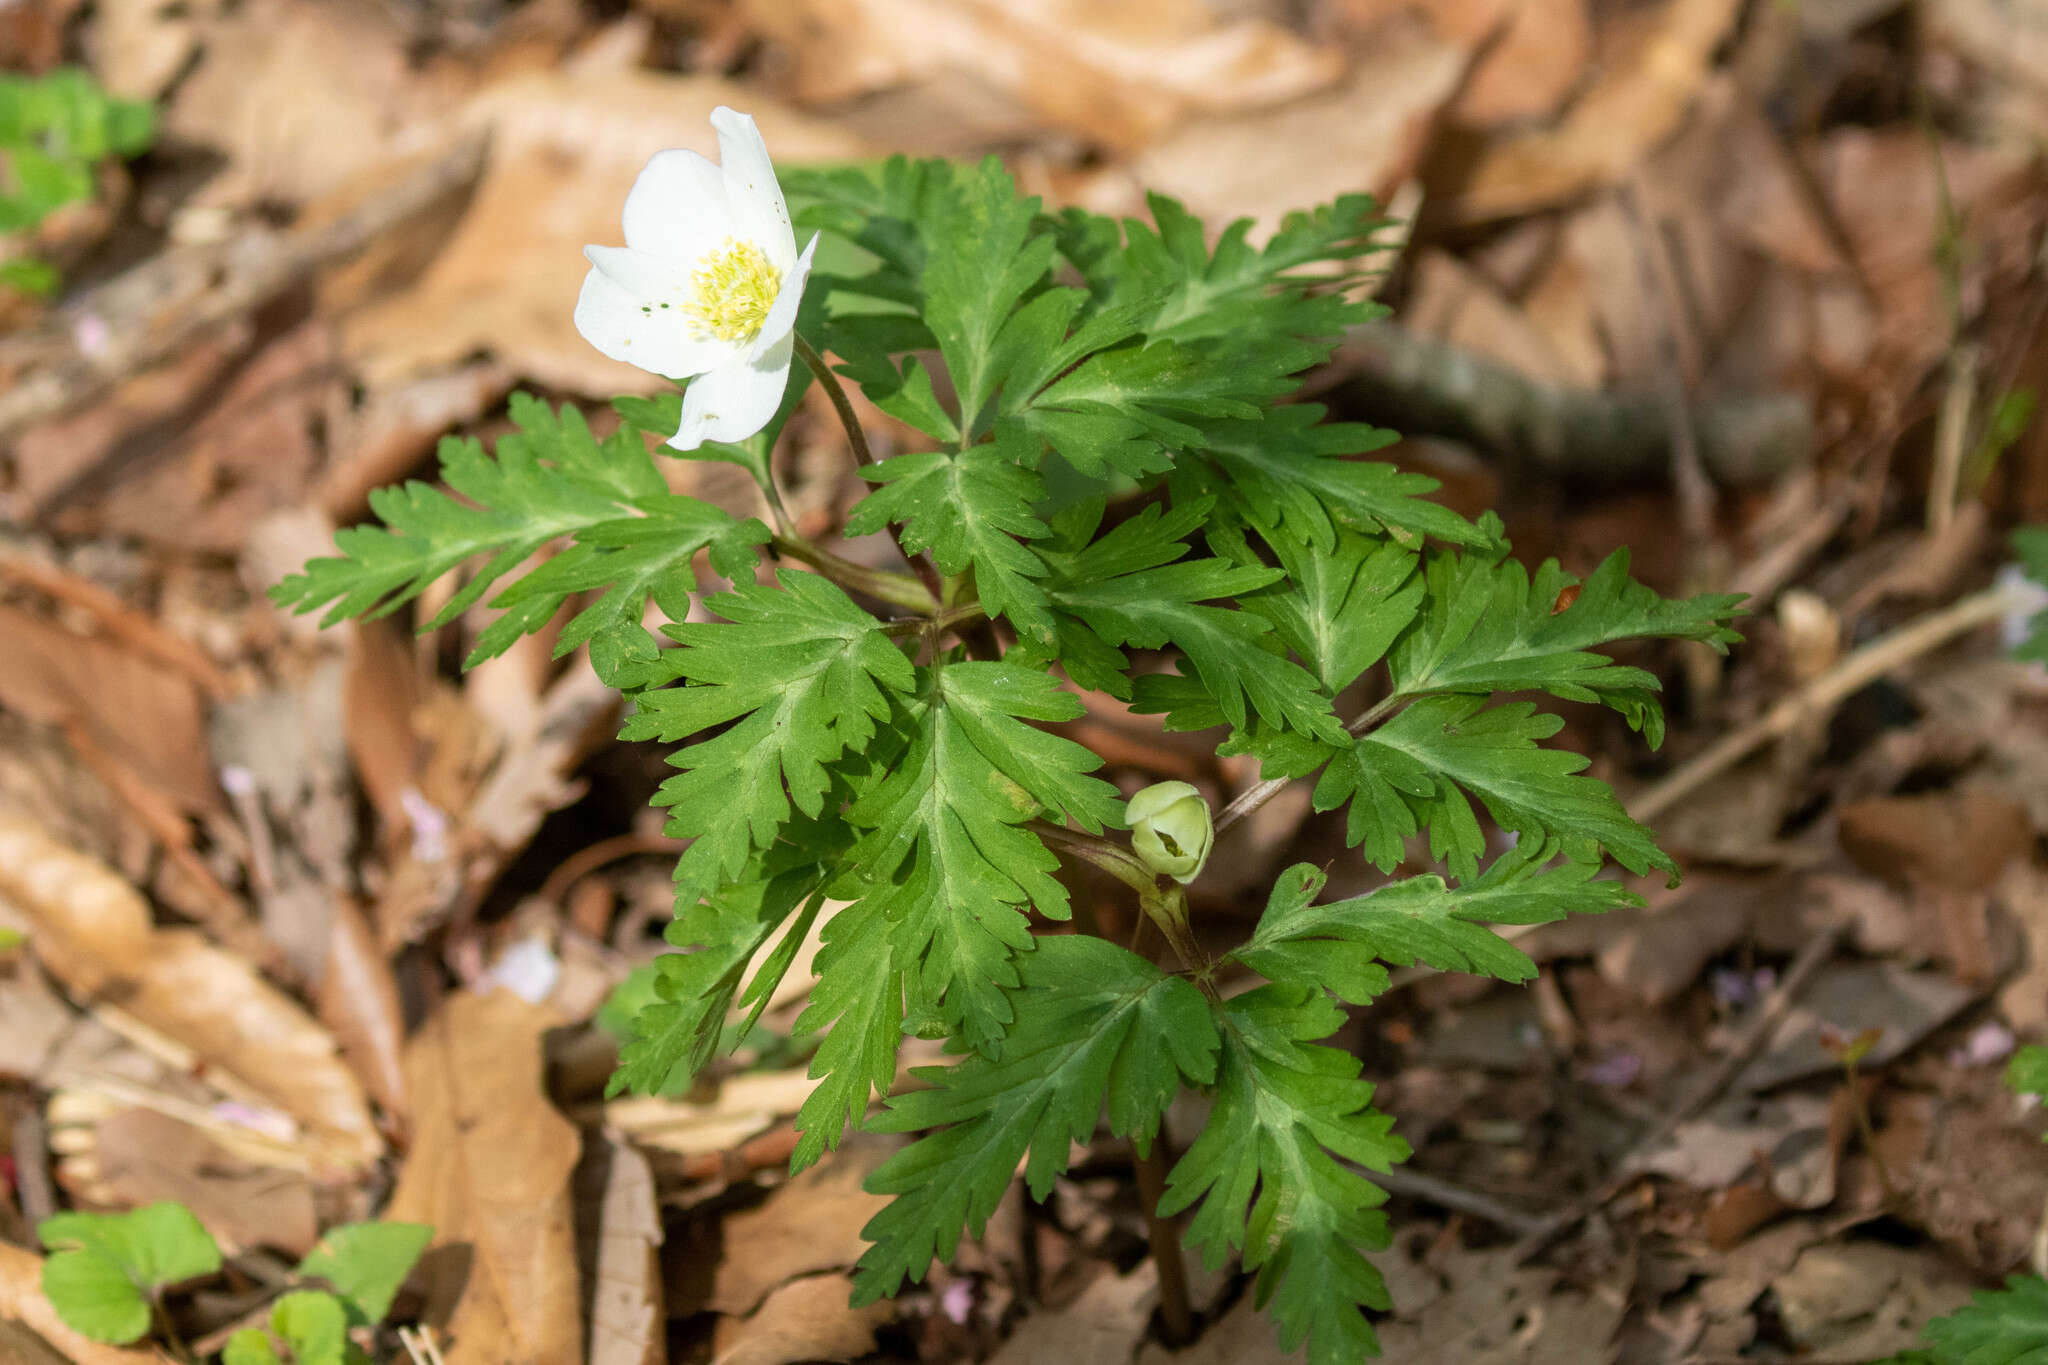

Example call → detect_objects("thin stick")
1632 582 2027 824
1134 1132 1195 1347
1369 1163 1546 1237
791 332 948 605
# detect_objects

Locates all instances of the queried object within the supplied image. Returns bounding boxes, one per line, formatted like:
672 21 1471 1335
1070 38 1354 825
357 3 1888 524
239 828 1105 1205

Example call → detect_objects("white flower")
575 107 817 451
1125 781 1214 885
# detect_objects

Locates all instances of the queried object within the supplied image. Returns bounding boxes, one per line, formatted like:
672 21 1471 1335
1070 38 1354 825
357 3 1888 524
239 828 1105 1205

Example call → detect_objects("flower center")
685 236 781 343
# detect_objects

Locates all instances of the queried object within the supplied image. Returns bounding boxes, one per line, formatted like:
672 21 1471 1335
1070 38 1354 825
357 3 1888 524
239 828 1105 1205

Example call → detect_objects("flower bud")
1125 781 1214 885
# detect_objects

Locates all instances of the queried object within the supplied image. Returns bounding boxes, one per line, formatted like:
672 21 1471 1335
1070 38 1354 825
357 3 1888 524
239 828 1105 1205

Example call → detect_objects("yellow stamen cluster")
685 236 781 343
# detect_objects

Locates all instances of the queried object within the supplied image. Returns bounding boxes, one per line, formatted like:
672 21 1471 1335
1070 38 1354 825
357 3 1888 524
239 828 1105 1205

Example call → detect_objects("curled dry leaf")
739 0 1339 151
711 1273 895 1365
87 1107 320 1257
1108 16 1461 236
1444 0 1742 222
0 1242 174 1364
0 812 382 1170
386 989 582 1364
700 1138 895 1316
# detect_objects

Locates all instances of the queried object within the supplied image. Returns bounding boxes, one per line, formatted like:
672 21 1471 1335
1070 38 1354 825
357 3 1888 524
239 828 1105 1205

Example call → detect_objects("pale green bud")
1125 781 1214 885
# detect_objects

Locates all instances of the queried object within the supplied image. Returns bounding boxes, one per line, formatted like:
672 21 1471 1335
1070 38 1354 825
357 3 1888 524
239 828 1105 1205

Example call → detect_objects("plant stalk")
792 331 949 605
770 532 937 613
1134 1132 1195 1348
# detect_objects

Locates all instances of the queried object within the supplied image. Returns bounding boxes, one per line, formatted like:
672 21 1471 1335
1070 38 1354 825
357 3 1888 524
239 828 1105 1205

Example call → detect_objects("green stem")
1134 1132 1196 1347
791 331 950 605
771 532 937 613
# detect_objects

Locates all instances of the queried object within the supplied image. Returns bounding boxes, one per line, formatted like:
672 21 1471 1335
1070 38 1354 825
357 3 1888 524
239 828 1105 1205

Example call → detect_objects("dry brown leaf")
1735 961 1976 1092
576 1133 663 1365
1771 1242 1972 1356
1105 16 1463 237
164 0 463 207
986 1265 1158 1365
90 1107 319 1256
1135 1293 1301 1364
0 1242 174 1364
339 71 865 393
739 0 1339 150
1433 0 1591 129
0 812 381 1169
703 1137 894 1315
0 605 218 817
318 896 408 1124
1405 248 1590 388
387 989 582 1365
1446 0 1742 222
1371 1243 1627 1362
343 617 424 841
710 1273 894 1365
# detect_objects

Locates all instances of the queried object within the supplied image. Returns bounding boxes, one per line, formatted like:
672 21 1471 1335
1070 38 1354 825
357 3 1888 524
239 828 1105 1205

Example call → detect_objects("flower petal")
710 107 796 271
575 246 736 379
743 233 818 363
670 330 794 450
620 148 732 261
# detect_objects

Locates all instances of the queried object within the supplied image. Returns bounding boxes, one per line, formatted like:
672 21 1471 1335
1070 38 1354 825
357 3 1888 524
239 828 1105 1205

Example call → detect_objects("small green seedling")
38 1204 430 1362
0 66 155 296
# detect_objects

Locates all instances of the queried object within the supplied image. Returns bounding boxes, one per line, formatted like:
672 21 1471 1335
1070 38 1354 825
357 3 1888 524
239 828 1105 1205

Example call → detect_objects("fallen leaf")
1371 1242 1627 1362
89 1107 319 1257
703 1137 894 1315
0 1242 173 1364
0 605 218 817
575 1133 663 1365
1770 1241 1972 1356
1111 16 1463 237
1135 1293 1302 1363
1405 248 1591 389
738 0 1340 150
317 896 408 1125
1445 0 1742 222
986 1264 1158 1365
386 989 581 1364
1736 961 1975 1092
1838 790 2034 893
164 0 462 207
709 1273 894 1365
1434 0 1592 130
0 812 381 1170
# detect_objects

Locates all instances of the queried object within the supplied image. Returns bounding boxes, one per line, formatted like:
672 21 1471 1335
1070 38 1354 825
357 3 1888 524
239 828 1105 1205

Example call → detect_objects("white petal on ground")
575 247 737 378
671 328 796 451
710 106 796 270
620 148 732 261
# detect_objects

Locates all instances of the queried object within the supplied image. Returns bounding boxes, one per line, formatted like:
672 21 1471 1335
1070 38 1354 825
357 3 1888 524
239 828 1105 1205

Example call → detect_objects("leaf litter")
4 0 2048 1360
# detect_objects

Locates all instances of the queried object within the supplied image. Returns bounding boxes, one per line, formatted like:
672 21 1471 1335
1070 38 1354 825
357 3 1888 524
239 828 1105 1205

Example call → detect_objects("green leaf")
0 254 61 297
293 1222 433 1326
1922 1275 2048 1363
1233 846 1643 1004
223 1291 352 1365
921 156 1053 431
623 571 913 904
38 1202 222 1344
846 434 1054 639
1314 695 1675 881
1020 339 1277 479
1388 542 1744 744
2008 1046 2048 1104
1057 191 1392 368
1243 529 1422 695
611 850 835 1097
852 936 1219 1303
1198 406 1491 550
1159 985 1408 1365
842 661 1122 1053
1048 525 1345 742
273 395 763 681
789 895 904 1170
